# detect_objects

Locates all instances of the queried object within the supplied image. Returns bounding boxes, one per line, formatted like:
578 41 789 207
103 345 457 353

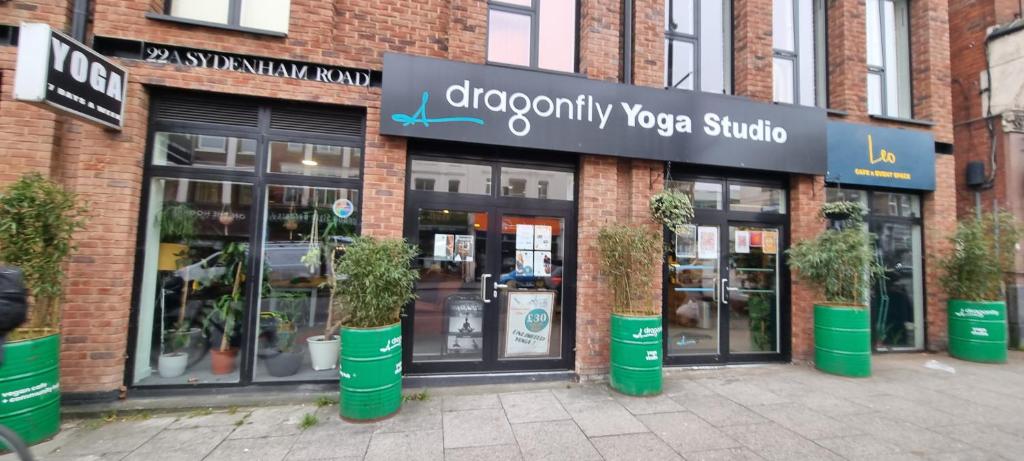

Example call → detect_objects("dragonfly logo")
391 91 484 127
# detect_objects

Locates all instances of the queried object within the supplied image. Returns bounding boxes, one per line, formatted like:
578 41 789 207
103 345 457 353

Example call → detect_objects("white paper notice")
698 226 719 260
504 291 555 357
433 234 453 261
735 230 751 254
533 251 552 277
515 225 535 250
515 250 533 275
533 225 552 251
454 235 474 262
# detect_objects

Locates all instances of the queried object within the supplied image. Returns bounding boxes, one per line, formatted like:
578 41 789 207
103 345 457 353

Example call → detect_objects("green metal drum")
0 334 60 447
339 323 402 421
609 314 662 396
814 305 871 377
948 300 1007 363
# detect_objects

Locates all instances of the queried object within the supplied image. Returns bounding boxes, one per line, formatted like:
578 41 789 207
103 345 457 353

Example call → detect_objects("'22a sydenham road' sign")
14 23 128 130
380 53 827 175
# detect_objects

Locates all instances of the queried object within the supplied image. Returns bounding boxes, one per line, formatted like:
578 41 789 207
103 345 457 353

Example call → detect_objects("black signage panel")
14 24 127 130
827 121 936 191
380 54 827 175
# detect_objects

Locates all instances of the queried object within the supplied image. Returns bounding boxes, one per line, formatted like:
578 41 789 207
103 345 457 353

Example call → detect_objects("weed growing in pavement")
188 408 214 418
102 411 118 422
314 396 336 408
227 406 239 415
299 413 318 430
234 419 245 427
402 390 429 402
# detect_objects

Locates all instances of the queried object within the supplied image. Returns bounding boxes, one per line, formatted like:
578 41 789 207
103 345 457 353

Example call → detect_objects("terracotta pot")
210 348 238 375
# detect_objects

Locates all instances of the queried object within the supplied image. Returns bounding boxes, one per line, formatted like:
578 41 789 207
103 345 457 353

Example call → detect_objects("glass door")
725 224 782 357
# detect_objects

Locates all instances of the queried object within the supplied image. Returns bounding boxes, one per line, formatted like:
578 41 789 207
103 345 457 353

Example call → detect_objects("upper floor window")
665 0 731 94
866 0 911 118
773 0 826 106
487 0 577 73
166 0 290 34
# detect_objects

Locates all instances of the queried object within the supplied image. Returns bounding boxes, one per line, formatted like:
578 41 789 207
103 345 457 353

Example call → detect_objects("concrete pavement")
11 352 1024 460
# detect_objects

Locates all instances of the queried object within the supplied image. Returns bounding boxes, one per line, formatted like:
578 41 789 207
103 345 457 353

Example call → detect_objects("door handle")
493 283 509 299
481 273 491 303
721 278 729 304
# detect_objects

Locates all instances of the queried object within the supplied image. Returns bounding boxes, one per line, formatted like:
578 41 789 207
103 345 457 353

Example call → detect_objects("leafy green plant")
402 390 429 402
787 221 884 306
597 226 661 316
820 201 866 223
940 211 1021 301
260 309 298 352
158 202 198 243
746 293 773 351
314 396 336 407
299 413 318 429
332 237 419 330
163 322 191 354
0 173 88 333
649 190 694 232
203 242 247 352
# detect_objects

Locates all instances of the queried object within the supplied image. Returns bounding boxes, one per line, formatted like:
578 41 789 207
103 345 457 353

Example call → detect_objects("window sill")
484 60 585 79
145 13 287 38
826 108 849 117
868 114 935 127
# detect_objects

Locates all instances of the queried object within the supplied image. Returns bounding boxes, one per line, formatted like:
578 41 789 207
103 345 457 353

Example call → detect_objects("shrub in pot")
787 203 883 377
939 211 1021 363
598 226 662 396
0 173 87 445
203 243 246 375
332 237 418 420
259 309 302 377
158 323 191 378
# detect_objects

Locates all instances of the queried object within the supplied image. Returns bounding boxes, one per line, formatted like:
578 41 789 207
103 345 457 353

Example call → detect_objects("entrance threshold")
404 370 575 388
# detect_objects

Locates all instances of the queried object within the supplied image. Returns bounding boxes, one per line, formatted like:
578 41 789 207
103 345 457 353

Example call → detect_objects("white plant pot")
158 352 188 378
307 335 340 371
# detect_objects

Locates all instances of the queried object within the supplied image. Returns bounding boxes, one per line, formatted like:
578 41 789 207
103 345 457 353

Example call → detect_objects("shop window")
870 191 920 218
729 184 786 213
501 167 574 200
487 0 577 73
152 132 257 171
410 160 492 195
132 93 364 387
866 0 911 118
166 0 290 34
773 0 825 106
667 179 723 210
267 142 361 179
665 0 731 94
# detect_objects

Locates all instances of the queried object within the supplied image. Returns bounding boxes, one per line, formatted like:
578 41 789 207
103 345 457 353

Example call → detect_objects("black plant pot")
262 349 302 377
823 211 853 221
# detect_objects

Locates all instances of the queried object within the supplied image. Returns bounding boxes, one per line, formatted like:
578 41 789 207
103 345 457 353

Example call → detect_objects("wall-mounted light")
301 159 318 166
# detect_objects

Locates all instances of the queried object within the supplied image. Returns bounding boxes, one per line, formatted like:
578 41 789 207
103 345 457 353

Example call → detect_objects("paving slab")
680 447 765 461
205 435 296 461
842 413 971 454
562 399 648 437
720 423 843 461
511 420 600 461
698 378 789 407
284 420 375 460
677 395 768 427
167 409 251 429
442 408 516 449
551 384 614 405
122 425 233 461
375 398 443 433
612 393 686 415
49 417 176 457
499 390 571 424
228 405 310 439
931 424 1024 460
748 402 862 439
444 444 523 461
813 435 903 458
363 430 443 461
638 411 741 454
442 393 503 412
590 432 683 461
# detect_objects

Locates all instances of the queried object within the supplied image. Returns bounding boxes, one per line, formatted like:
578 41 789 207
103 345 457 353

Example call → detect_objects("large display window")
130 92 364 387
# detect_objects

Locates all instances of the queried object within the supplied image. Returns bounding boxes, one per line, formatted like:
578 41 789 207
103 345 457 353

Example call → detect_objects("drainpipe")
71 0 90 43
623 0 633 84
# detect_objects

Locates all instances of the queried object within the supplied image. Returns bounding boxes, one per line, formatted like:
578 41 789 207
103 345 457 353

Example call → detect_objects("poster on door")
698 226 719 259
675 224 697 258
454 235 474 262
763 230 779 255
515 224 534 250
735 231 751 254
533 251 552 277
504 291 555 357
515 250 533 276
433 234 454 261
534 225 552 251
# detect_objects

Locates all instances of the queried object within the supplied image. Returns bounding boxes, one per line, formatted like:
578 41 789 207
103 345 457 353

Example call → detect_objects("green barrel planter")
948 300 1007 363
814 305 871 377
0 333 60 448
609 314 662 396
339 323 402 421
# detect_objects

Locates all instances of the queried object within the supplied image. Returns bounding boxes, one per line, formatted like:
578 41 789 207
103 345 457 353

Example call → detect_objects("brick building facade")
1 0 956 400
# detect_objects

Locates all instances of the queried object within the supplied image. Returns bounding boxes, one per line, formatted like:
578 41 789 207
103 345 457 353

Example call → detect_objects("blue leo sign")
826 122 936 191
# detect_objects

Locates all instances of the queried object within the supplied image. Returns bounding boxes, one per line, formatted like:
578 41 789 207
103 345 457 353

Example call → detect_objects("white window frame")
165 0 290 34
664 0 732 94
773 0 826 107
866 0 912 118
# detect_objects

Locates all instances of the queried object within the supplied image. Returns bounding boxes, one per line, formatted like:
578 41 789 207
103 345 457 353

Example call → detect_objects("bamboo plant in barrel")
0 173 87 445
332 236 418 420
939 211 1020 363
787 202 882 377
598 225 662 396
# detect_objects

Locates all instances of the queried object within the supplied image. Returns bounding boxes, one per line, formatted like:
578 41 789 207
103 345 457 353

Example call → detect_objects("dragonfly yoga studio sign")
380 53 828 175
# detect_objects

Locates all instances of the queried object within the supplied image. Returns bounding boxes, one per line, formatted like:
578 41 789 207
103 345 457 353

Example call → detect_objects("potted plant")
203 242 247 375
787 204 883 377
598 226 662 396
820 200 865 222
0 173 87 446
157 202 197 271
940 211 1021 363
158 322 191 378
649 189 694 232
333 236 418 420
259 310 302 377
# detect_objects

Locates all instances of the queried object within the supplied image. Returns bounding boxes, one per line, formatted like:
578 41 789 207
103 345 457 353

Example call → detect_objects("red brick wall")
733 0 773 101
789 175 825 361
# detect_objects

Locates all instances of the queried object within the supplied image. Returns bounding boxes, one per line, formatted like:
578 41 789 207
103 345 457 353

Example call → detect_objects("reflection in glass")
267 142 361 179
498 216 564 359
871 221 923 350
667 180 723 210
729 184 786 213
133 178 253 385
698 0 727 94
254 185 359 382
870 192 920 218
669 0 694 35
412 210 488 362
666 225 719 355
728 226 780 353
501 167 574 200
669 39 695 90
410 160 491 195
773 57 795 105
487 10 531 66
538 0 576 72
772 0 795 52
152 132 256 171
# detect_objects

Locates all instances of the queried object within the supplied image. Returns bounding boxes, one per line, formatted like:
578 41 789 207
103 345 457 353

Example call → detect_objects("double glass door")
664 177 789 364
403 157 576 374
